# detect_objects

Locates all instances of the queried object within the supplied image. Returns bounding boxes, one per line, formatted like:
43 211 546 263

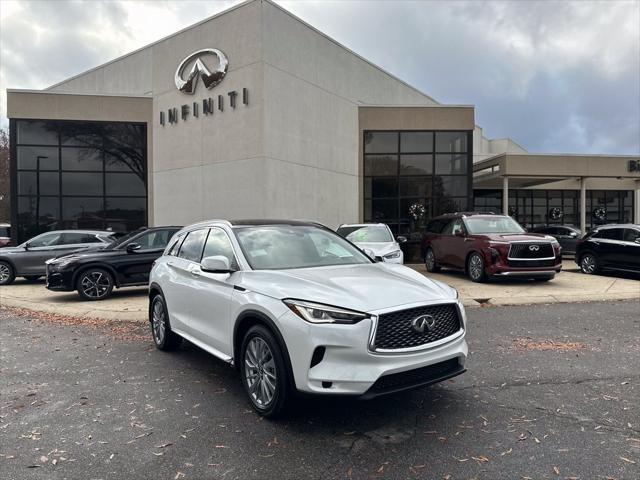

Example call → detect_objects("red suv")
421 213 562 282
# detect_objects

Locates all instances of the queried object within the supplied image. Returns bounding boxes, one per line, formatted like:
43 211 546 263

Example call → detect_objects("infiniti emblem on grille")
529 245 540 251
411 314 436 334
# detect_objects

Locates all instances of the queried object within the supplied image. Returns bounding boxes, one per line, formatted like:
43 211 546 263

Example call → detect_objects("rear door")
163 228 209 335
21 232 85 275
117 229 178 284
594 228 624 266
621 229 640 269
441 219 467 268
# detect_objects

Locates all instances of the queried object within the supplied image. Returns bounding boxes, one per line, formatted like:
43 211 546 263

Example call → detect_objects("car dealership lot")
0 261 637 323
1 301 638 480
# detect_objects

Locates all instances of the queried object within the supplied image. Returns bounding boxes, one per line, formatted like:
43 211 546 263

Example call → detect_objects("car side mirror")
396 236 407 244
24 242 31 250
201 255 233 273
635 238 640 245
126 243 142 253
363 248 377 261
455 230 465 238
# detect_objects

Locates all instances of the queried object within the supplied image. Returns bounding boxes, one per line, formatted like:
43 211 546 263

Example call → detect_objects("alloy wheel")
469 254 484 281
244 337 277 407
581 255 596 274
0 263 10 284
80 271 111 299
426 250 435 270
152 299 166 344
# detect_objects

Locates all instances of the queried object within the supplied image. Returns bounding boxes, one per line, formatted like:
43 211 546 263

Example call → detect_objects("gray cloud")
1 0 638 155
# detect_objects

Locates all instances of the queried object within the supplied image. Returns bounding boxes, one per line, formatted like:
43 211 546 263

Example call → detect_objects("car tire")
579 253 600 275
76 268 115 301
0 261 15 285
425 248 441 273
149 293 182 351
23 276 41 282
467 252 487 283
240 325 290 418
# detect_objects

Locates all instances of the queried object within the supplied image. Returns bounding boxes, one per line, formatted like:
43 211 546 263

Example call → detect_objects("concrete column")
635 181 640 224
580 177 587 233
502 176 509 215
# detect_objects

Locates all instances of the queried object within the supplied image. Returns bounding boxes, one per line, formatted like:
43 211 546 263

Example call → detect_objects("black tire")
579 253 600 275
425 248 441 273
149 294 182 351
467 252 487 283
0 261 15 286
23 276 41 282
240 325 290 418
76 268 115 301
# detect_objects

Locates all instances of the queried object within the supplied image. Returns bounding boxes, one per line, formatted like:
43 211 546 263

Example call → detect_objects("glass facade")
473 189 634 229
363 130 472 261
12 120 147 243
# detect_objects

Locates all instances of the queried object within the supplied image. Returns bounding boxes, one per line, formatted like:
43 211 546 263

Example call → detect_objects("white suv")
149 220 468 417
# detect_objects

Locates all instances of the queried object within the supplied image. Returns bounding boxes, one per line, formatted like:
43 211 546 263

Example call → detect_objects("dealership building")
6 0 640 261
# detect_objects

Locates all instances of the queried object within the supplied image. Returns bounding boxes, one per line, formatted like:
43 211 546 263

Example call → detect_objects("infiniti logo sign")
411 315 436 334
175 48 229 94
529 245 540 251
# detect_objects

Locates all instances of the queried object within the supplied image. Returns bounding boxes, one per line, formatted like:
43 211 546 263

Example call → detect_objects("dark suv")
421 213 562 282
45 226 182 300
575 224 640 275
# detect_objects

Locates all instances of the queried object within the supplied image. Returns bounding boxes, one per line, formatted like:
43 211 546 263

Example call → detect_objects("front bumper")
484 252 562 278
278 301 468 396
45 266 75 291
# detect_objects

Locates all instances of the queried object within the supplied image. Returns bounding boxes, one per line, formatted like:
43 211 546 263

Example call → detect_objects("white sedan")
336 223 406 264
149 220 468 417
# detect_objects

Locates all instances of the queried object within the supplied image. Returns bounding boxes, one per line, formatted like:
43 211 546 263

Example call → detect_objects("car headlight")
383 250 402 260
48 258 75 270
283 299 370 324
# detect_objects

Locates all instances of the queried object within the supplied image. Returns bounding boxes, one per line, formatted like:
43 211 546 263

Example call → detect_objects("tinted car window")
623 229 640 242
442 219 463 235
425 219 446 234
166 234 184 256
202 228 237 267
61 232 101 244
595 229 623 240
133 229 175 250
28 232 63 247
177 229 208 262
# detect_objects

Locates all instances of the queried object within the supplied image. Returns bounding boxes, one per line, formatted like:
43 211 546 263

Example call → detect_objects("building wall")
260 0 438 228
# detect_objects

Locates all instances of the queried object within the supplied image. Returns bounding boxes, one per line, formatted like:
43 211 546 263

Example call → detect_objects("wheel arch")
233 309 296 390
148 282 165 323
0 256 17 272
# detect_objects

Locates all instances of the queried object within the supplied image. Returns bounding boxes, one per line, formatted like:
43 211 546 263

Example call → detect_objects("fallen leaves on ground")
511 337 588 352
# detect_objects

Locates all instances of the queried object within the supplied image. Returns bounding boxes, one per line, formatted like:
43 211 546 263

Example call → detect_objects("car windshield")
234 225 372 270
336 225 393 243
465 217 525 234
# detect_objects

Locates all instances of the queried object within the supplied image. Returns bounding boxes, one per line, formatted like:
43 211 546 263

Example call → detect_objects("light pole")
35 156 48 230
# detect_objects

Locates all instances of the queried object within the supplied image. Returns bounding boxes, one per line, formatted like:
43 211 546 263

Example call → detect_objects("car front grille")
373 303 462 351
507 258 557 268
508 243 554 259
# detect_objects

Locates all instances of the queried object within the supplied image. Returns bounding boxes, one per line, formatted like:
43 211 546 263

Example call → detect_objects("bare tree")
0 128 9 223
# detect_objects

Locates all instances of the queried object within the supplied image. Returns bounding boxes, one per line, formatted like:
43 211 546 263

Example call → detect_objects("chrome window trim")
367 301 465 355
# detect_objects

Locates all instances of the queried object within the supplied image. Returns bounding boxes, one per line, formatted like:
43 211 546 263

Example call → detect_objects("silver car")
0 230 116 285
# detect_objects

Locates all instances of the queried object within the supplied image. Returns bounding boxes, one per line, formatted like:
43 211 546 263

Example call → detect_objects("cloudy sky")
1 0 638 154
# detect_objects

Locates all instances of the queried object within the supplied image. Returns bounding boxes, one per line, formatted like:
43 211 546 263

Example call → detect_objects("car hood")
351 242 400 257
234 263 457 313
50 246 123 262
478 233 554 242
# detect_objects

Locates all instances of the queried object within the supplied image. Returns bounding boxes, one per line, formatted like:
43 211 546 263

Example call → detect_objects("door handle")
167 261 175 267
190 268 201 276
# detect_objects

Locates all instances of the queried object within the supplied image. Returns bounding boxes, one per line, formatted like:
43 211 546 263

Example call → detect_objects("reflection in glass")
435 132 467 153
433 175 468 197
105 173 147 196
17 121 58 145
62 197 104 223
400 132 433 153
435 154 467 174
399 177 432 197
364 155 398 176
16 146 59 170
371 199 397 223
62 172 103 196
365 177 398 198
61 148 103 171
17 172 37 195
39 172 60 195
364 132 398 153
105 197 146 232
105 148 145 174
400 155 432 175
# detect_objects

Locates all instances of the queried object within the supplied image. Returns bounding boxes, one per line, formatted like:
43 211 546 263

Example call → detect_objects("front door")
187 228 237 357
441 219 467 269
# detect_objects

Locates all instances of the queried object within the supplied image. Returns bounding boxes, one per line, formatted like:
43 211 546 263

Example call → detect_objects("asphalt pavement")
1 301 639 480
